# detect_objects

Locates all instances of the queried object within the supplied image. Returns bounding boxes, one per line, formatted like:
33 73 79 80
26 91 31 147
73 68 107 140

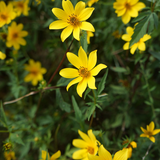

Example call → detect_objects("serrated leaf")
97 69 108 95
71 96 82 121
0 101 8 128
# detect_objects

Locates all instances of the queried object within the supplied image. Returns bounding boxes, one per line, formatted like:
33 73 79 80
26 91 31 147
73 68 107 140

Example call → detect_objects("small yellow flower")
122 140 137 158
88 145 128 160
113 0 146 24
0 32 8 41
40 150 61 160
122 26 151 54
6 21 28 50
0 51 6 60
24 59 47 86
72 129 100 160
49 0 95 42
112 30 122 39
0 1 16 27
59 46 107 97
87 31 94 44
4 151 16 160
87 0 99 7
140 121 160 143
12 0 30 16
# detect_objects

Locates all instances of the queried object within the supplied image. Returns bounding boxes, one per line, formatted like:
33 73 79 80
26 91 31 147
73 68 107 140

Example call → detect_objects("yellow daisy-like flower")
87 31 94 44
40 150 61 160
88 145 128 160
49 0 95 42
6 21 28 50
140 121 160 143
122 140 137 158
122 26 151 54
87 0 99 7
12 0 30 16
24 59 47 86
72 129 100 160
59 46 107 97
0 51 6 60
4 151 16 160
0 1 16 27
113 0 146 24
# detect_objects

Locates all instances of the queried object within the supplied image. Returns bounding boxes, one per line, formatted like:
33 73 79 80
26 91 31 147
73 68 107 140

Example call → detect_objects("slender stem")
142 142 153 160
0 130 9 133
47 39 74 86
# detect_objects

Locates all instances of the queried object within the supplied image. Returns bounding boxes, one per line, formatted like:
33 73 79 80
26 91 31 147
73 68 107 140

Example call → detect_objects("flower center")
147 131 153 136
31 70 38 75
79 67 90 78
125 2 131 10
1 14 7 20
68 14 80 27
12 33 19 39
17 2 24 9
87 146 94 155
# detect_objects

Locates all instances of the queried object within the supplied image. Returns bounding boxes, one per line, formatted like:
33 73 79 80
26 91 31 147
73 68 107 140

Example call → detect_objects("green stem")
0 130 9 133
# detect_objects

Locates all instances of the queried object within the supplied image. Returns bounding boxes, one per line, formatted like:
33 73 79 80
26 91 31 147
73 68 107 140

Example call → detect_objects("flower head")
6 21 28 50
40 150 61 160
0 1 16 27
122 139 137 158
87 0 99 7
140 121 160 143
49 0 95 42
59 46 107 97
113 0 146 24
72 129 100 160
88 145 128 160
24 59 47 86
122 26 151 54
0 51 6 60
4 151 16 160
12 0 30 16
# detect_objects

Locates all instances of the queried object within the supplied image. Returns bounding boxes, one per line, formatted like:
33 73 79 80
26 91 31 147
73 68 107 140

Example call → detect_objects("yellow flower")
122 140 137 158
49 0 95 42
122 26 151 54
140 121 160 143
59 46 107 97
87 31 94 44
72 129 100 160
4 151 16 160
88 145 128 160
24 59 47 86
87 0 99 7
112 30 122 39
12 0 30 16
40 150 61 160
0 1 16 27
113 0 146 24
0 51 6 60
0 32 8 41
6 21 28 50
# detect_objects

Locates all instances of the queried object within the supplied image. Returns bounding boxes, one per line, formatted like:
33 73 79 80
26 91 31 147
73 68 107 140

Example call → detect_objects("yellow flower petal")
113 149 128 160
73 27 80 41
122 34 131 41
88 130 97 142
75 1 85 16
87 76 96 89
122 11 131 24
130 141 137 148
130 0 139 5
140 133 148 137
59 68 79 78
50 150 61 160
88 154 101 160
81 22 95 32
134 2 146 11
138 42 145 51
77 78 87 97
140 127 148 134
91 64 107 76
61 25 73 42
98 145 112 160
128 7 138 17
78 47 88 68
49 20 69 29
52 8 68 20
148 121 155 132
72 149 88 159
62 0 74 15
152 129 160 135
117 8 126 17
78 130 92 144
130 43 138 54
67 76 82 91
123 42 129 50
149 136 155 143
88 50 97 70
78 8 94 21
72 139 88 148
67 52 82 69
142 34 151 41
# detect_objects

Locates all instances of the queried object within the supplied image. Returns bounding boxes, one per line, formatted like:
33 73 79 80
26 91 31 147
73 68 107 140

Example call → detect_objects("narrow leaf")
0 101 8 128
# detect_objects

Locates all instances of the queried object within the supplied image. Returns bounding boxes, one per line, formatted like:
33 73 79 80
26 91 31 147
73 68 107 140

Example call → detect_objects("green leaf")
56 89 71 113
80 30 88 53
10 133 24 145
97 69 108 95
110 67 129 73
153 12 159 28
71 96 82 121
84 104 96 121
149 50 160 60
111 114 123 128
0 101 8 128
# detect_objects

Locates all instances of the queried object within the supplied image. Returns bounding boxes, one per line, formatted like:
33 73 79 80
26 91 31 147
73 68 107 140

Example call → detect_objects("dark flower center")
1 14 7 20
68 14 80 26
79 67 90 78
12 33 19 39
125 2 131 10
87 146 94 154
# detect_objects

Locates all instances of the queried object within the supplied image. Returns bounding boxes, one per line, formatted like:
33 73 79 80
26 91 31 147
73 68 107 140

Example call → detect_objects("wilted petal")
78 8 94 21
67 76 82 91
72 139 88 148
88 50 97 70
77 78 87 97
49 20 69 29
52 8 68 20
91 64 107 76
61 25 73 42
59 68 79 78
78 47 88 68
81 22 95 32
